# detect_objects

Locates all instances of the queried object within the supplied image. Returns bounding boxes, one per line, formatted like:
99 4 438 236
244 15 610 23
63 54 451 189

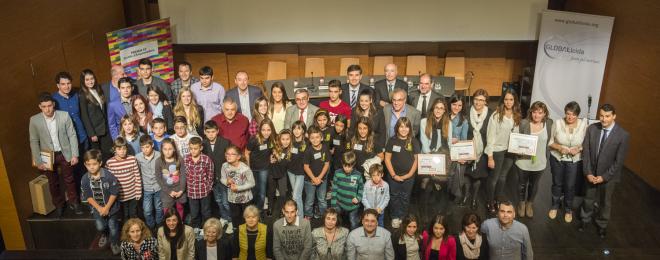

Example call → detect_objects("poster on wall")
106 18 174 82
531 10 614 119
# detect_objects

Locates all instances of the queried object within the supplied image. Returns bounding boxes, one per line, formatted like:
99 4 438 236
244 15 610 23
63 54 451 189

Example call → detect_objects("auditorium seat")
445 52 472 95
266 61 287 80
305 58 325 77
405 55 427 76
339 57 360 76
372 56 394 75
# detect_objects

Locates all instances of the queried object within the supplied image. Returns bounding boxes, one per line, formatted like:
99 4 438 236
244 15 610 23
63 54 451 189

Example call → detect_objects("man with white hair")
374 63 408 108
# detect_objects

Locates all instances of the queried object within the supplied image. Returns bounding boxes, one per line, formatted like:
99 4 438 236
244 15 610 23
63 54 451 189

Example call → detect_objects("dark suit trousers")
581 180 616 229
41 152 78 207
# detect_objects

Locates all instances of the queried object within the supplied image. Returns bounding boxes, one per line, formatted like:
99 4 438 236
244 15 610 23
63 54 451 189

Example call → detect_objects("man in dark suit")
101 65 125 104
408 73 442 119
374 63 408 108
224 71 263 121
341 64 377 109
135 58 173 103
579 104 630 238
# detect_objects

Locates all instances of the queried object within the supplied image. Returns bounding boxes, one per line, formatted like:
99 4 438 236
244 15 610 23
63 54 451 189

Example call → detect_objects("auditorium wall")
0 0 126 249
565 0 660 189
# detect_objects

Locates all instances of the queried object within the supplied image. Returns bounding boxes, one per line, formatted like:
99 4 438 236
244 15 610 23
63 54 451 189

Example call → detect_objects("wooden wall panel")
0 148 25 250
0 0 126 248
566 0 660 189
63 31 98 86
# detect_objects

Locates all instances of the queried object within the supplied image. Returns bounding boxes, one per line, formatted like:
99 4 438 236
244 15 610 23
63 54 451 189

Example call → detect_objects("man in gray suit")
579 104 630 238
224 71 263 121
29 92 81 216
284 89 319 129
374 63 408 108
381 88 421 144
408 73 442 119
135 58 174 103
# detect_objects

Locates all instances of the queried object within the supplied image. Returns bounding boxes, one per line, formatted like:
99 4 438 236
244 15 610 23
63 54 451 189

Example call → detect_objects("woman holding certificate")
548 102 587 223
385 117 421 229
484 89 521 214
466 89 494 210
448 95 470 206
419 98 451 214
515 101 553 218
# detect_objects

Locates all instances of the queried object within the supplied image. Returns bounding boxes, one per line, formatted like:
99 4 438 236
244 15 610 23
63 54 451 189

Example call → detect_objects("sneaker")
564 212 573 223
97 234 108 248
111 244 120 255
517 201 526 217
391 218 401 229
548 209 557 220
525 202 534 218
225 222 234 234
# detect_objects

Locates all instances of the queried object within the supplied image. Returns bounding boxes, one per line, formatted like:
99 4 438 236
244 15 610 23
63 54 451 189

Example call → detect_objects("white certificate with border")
507 133 538 156
450 140 477 161
418 154 446 175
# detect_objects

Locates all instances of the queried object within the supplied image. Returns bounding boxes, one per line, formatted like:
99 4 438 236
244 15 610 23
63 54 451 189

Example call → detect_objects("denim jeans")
189 196 212 228
550 157 580 212
93 212 120 245
213 183 232 221
252 169 269 210
304 177 328 217
143 190 163 229
388 177 414 220
288 172 305 218
338 207 361 230
378 213 385 227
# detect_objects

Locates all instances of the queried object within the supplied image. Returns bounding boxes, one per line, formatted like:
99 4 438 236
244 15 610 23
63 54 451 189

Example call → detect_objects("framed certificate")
418 154 446 175
32 150 54 171
507 133 538 156
450 140 477 161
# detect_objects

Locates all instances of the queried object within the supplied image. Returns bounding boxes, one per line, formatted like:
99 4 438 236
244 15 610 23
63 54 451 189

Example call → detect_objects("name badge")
281 153 286 160
333 139 341 146
314 152 322 160
291 148 299 154
392 145 402 153
259 144 267 151
354 144 363 151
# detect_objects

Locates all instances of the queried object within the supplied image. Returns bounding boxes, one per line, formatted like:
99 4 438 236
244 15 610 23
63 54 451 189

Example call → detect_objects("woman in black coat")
78 69 113 160
391 214 422 260
195 218 233 260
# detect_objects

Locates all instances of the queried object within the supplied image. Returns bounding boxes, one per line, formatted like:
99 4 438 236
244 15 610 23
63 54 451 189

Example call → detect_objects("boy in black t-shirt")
303 125 331 219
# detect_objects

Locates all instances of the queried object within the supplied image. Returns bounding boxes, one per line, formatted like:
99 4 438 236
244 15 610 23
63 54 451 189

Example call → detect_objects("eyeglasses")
474 98 487 102
225 153 239 156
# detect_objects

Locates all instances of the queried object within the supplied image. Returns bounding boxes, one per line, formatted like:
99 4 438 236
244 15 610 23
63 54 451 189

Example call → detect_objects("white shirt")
44 114 62 152
416 92 430 112
549 118 587 162
239 89 252 121
283 216 300 226
271 103 288 132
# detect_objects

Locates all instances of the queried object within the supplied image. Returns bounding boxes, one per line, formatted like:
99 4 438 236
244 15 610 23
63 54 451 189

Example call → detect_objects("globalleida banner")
106 18 174 82
531 10 614 119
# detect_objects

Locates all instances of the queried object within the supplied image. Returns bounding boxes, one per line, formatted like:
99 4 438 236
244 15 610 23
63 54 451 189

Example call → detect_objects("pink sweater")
422 230 456 260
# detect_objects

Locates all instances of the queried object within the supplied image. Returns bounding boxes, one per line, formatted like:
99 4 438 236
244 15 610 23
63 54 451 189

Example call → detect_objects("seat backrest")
444 52 465 79
266 61 287 80
339 57 360 76
405 55 427 76
305 58 325 77
372 56 394 75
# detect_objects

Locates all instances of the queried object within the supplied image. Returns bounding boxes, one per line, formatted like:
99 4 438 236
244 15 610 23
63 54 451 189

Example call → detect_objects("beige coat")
158 225 196 260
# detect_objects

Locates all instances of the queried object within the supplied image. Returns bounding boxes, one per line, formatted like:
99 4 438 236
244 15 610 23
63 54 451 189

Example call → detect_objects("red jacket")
422 230 456 260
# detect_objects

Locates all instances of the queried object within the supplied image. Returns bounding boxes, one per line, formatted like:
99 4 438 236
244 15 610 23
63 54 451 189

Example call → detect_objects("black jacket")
195 236 233 260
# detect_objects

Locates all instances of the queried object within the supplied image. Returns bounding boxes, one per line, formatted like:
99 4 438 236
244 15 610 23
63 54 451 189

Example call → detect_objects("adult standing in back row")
191 66 225 121
135 58 174 104
224 71 262 121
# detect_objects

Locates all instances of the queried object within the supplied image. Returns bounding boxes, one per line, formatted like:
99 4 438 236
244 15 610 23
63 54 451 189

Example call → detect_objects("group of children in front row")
81 110 405 255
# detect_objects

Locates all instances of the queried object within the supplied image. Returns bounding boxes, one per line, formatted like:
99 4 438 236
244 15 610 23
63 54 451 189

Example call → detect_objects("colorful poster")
106 18 174 82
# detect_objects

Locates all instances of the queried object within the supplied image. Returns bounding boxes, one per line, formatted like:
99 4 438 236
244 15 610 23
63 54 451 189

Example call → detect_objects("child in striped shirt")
331 151 364 229
106 137 142 220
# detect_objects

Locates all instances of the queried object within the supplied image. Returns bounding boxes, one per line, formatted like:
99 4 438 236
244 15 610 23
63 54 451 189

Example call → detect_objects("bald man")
373 64 408 108
101 65 126 104
224 71 263 121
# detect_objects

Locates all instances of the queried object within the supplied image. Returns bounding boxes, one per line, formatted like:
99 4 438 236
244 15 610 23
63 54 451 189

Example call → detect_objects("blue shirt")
107 82 120 104
389 106 407 138
107 99 127 140
52 91 88 142
451 115 469 140
150 133 170 151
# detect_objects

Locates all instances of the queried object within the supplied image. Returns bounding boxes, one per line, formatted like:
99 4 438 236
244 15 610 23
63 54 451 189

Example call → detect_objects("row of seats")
266 53 469 91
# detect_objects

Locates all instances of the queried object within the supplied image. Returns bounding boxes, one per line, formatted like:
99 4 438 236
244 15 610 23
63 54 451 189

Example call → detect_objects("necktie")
388 84 394 94
598 129 609 156
421 95 427 118
299 108 305 122
351 90 357 107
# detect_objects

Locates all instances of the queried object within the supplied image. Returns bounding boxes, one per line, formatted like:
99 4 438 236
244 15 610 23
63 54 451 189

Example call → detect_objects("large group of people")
28 57 630 259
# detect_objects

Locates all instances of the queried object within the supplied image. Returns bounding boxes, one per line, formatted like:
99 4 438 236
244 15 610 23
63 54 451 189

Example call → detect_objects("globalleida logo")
543 36 585 60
